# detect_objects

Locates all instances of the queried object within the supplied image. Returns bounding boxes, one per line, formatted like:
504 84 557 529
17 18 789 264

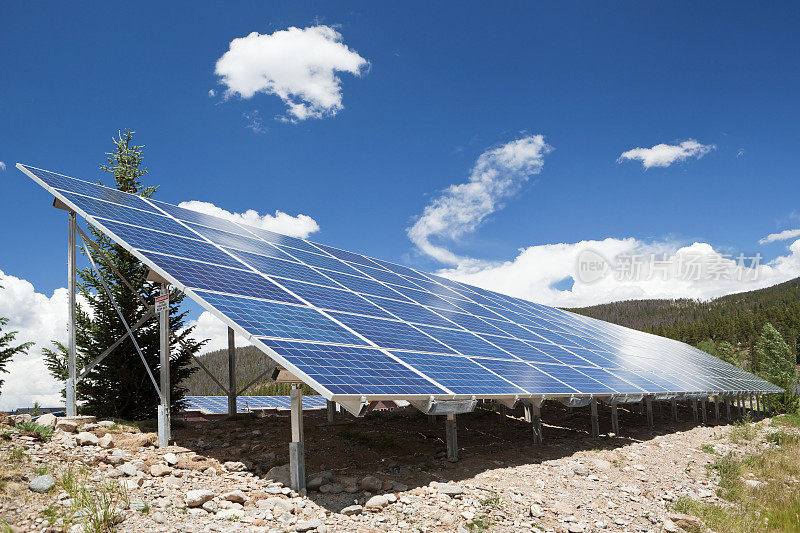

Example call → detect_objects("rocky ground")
0 401 784 532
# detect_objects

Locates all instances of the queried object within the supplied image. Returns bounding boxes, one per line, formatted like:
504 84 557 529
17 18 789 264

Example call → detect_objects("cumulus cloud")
214 25 369 122
0 271 76 411
439 238 800 308
407 135 553 266
617 139 715 169
177 200 319 238
759 228 800 245
185 311 249 354
208 89 215 98
0 162 6 172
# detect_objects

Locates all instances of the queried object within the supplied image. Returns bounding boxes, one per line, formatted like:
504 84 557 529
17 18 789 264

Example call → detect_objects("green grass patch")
700 443 716 454
772 413 800 428
729 415 759 444
673 432 800 532
15 421 53 442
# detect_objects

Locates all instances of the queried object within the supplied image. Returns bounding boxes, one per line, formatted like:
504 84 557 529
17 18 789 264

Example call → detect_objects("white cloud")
208 89 215 98
617 139 715 169
243 110 267 134
177 200 319 238
214 25 369 122
439 238 800 308
0 271 75 411
0 162 6 172
407 135 553 266
185 311 249 354
760 228 800 245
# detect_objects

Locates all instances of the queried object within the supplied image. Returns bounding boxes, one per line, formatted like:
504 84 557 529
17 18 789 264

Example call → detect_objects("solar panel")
19 163 783 407
184 395 329 414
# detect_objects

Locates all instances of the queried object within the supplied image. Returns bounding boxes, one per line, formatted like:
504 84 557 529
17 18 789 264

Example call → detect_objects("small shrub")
8 447 27 463
15 421 54 442
729 415 758 443
766 430 799 446
481 491 501 508
701 443 716 454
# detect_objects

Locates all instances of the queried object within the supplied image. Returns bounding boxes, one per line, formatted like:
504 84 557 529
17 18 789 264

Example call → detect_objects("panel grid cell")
277 279 394 319
391 351 525 394
227 248 339 287
328 312 455 353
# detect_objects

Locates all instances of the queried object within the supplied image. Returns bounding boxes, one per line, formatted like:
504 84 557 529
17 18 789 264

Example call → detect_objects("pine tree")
753 323 797 391
44 130 203 419
0 281 34 393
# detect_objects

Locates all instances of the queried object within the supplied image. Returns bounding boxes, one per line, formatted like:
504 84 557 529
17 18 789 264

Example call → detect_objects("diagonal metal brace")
80 238 162 398
77 308 155 382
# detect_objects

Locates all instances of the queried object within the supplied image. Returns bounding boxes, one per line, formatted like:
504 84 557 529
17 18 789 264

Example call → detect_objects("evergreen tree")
0 281 34 392
753 323 797 391
44 130 203 419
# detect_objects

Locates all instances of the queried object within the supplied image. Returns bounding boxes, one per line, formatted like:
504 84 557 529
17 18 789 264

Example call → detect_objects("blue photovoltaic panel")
99 219 244 269
311 243 381 268
324 270 413 300
263 340 446 395
195 290 364 344
474 358 577 394
364 295 455 328
19 163 784 400
328 312 455 353
415 325 516 359
277 247 364 276
62 192 196 238
227 248 339 287
185 395 328 414
391 351 525 394
185 222 286 257
143 253 300 303
277 279 394 319
149 199 257 236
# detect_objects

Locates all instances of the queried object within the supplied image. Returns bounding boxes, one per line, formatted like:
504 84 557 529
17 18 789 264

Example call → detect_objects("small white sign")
155 294 169 314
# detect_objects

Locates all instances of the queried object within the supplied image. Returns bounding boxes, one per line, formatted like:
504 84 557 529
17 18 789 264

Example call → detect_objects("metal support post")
590 399 599 437
700 397 708 424
227 327 236 416
446 413 458 460
500 405 508 426
530 404 542 445
692 399 698 423
756 394 760 413
646 397 654 428
66 212 77 417
671 398 678 422
714 396 720 424
326 400 335 423
289 385 306 493
726 396 731 420
610 403 619 435
766 395 772 415
640 400 645 415
428 414 436 425
157 283 170 448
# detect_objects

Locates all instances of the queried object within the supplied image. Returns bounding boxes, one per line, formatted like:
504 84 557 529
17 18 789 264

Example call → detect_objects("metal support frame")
756 395 760 413
670 398 678 422
590 399 599 437
766 395 772 415
610 402 620 435
645 397 654 428
726 396 732 419
524 402 543 445
701 397 708 424
692 399 698 423
289 385 306 493
326 400 335 423
500 404 508 426
446 413 458 460
157 283 170 448
227 327 236 416
714 395 720 423
66 212 77 416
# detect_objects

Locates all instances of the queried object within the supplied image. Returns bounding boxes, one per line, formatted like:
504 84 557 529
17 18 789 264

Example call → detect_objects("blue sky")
2 3 800 407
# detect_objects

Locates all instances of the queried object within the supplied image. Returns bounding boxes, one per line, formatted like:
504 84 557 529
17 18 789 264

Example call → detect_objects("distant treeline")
568 277 800 362
181 345 317 396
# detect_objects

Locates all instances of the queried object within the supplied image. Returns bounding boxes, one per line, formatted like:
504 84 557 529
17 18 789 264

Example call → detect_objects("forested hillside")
568 277 800 361
182 345 278 396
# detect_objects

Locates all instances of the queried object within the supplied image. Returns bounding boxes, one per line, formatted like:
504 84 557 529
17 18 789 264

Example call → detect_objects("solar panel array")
19 164 782 403
185 395 327 414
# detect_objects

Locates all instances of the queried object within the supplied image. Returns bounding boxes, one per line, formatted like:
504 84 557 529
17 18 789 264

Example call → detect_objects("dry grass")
675 419 800 532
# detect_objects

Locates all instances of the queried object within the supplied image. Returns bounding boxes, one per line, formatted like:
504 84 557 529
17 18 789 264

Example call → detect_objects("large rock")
341 504 363 516
98 434 114 449
35 413 57 428
75 432 99 446
437 484 464 497
265 465 291 486
295 519 323 532
119 463 139 477
163 453 178 466
669 513 704 530
185 489 216 507
364 495 389 510
9 414 32 426
592 458 612 471
223 461 247 472
28 475 55 493
307 471 335 491
56 419 78 433
150 464 173 477
221 490 248 504
98 420 115 428
360 475 382 492
202 500 218 513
